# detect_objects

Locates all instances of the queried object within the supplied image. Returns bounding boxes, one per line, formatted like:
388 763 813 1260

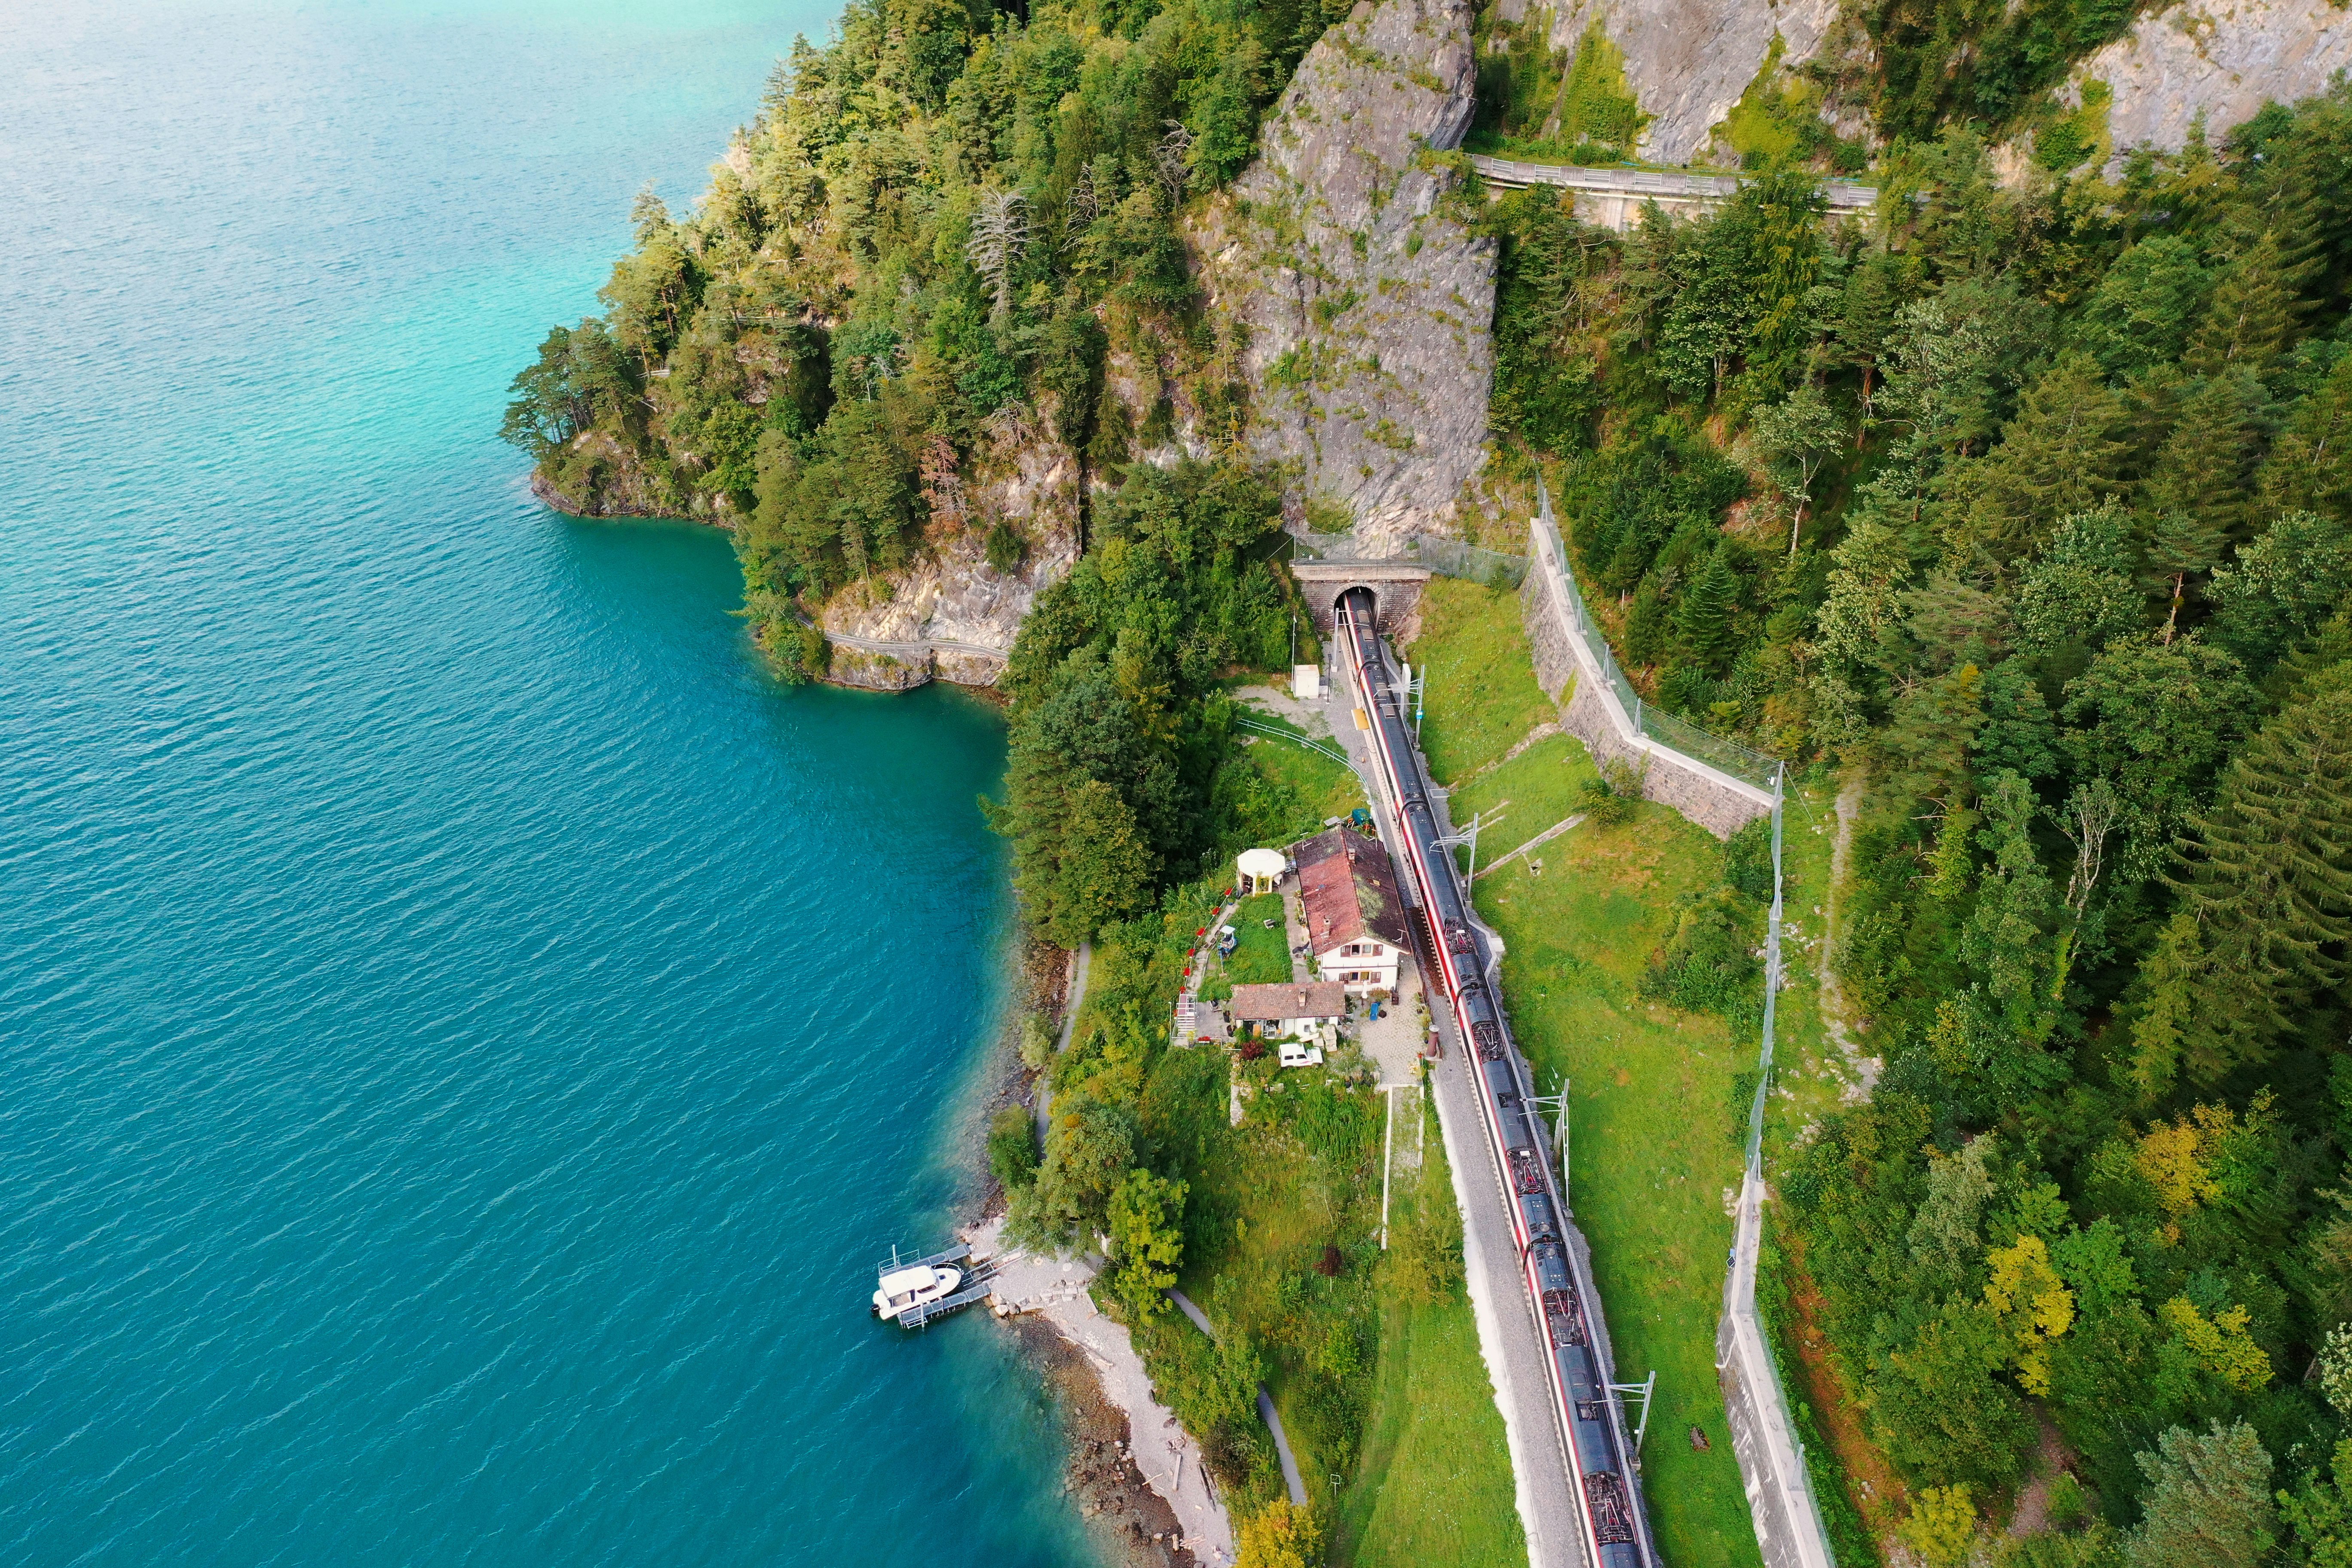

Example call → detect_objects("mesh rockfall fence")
1403 533 1529 589
1530 482 1779 791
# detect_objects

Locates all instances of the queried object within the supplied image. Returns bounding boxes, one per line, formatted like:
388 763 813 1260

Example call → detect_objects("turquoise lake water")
0 4 1096 1563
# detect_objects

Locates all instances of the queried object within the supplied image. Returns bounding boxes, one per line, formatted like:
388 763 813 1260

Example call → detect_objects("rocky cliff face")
1504 0 2343 174
1501 0 1841 164
811 407 1082 691
1194 0 1498 557
2064 0 2352 159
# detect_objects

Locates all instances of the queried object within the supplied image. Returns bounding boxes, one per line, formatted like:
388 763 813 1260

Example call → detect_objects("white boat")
872 1262 963 1318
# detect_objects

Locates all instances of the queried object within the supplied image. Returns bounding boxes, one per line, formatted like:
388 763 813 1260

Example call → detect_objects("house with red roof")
1289 826 1409 995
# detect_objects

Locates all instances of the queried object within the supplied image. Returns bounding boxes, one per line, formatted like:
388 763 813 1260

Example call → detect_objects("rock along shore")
967 1215 1238 1568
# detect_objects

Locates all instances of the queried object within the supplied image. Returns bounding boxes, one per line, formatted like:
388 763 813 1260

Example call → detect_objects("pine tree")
2074 234 2212 381
2144 367 2274 546
2260 353 2352 521
1624 581 1669 666
2184 232 2306 381
2125 1422 2277 1568
2172 665 2352 1075
1950 354 2129 569
1838 247 1905 429
2125 911 2215 1100
1675 541 1740 673
1960 771 2062 1046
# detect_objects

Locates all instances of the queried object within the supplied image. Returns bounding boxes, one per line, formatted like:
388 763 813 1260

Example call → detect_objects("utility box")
1292 664 1321 700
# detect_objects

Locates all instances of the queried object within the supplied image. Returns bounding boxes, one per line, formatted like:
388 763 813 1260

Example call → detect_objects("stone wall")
1719 1173 1838 1568
1520 543 1770 840
1292 561 1432 636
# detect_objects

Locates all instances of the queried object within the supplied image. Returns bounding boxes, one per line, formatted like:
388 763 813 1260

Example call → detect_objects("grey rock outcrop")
812 407 1081 690
1195 0 1497 556
1498 0 1841 165
2067 0 2352 159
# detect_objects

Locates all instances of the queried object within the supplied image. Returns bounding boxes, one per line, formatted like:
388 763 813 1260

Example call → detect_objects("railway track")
1335 590 1658 1568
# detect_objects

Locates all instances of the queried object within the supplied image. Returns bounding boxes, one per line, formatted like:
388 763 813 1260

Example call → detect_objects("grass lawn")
1343 1092 1525 1568
1223 892 1294 986
1213 698 1367 861
1139 1044 1389 1519
1441 732 1599 879
1472 802 1766 1568
1401 577 1556 784
1134 1045 1522 1567
1241 726 1365 827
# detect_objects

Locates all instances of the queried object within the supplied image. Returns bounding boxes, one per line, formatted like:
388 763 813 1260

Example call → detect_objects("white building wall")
1316 940 1399 993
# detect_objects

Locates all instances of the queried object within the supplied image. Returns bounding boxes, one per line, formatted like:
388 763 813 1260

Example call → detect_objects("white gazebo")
1237 847 1286 895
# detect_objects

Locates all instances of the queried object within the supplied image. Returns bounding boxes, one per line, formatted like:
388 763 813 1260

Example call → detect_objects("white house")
1229 981 1345 1042
1292 827 1408 995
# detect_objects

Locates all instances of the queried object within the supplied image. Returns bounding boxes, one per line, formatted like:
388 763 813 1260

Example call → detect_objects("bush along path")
1167 1286 1310 1508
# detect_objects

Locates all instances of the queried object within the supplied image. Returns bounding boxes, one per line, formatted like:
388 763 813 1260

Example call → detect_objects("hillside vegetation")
510 0 2352 1556
1488 80 2352 1567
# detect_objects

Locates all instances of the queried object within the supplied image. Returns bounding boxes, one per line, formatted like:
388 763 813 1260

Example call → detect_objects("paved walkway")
1167 1288 1309 1509
823 630 1009 660
1036 943 1091 1141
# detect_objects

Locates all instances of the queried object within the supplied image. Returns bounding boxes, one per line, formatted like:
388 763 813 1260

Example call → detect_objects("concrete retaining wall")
1718 1172 1837 1568
1291 560 1432 635
1519 552 1770 840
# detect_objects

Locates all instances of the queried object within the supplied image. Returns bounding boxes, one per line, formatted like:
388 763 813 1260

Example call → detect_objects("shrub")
988 1106 1038 1189
985 519 1027 574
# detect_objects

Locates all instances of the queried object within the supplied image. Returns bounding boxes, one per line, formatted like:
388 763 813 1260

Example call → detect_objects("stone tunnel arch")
1288 560 1430 636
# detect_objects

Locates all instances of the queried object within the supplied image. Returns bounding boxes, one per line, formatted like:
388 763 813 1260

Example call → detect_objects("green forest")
507 0 2352 1557
1481 82 2352 1568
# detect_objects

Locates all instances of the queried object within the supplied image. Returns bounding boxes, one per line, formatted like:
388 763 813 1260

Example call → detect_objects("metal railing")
1716 772 1840 1568
1530 482 1779 792
1236 713 1349 765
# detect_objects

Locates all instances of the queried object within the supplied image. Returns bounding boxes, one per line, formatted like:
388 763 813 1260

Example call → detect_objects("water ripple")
2 4 1089 1565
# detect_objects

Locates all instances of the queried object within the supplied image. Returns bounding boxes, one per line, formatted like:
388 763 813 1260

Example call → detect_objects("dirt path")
1038 942 1093 1140
1818 775 1879 1102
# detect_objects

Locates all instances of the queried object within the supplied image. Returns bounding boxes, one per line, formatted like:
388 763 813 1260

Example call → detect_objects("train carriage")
1335 588 1657 1568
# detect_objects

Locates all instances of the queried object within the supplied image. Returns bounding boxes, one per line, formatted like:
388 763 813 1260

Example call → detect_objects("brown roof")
1229 981 1346 1022
1291 827 1409 952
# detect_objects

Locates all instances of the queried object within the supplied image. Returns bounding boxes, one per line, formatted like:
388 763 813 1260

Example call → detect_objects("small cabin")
1289 827 1409 995
1230 980 1345 1043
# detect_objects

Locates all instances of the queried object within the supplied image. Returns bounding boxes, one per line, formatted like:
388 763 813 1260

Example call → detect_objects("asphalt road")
1468 153 1878 213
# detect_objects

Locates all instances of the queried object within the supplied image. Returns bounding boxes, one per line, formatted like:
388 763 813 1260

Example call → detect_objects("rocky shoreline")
955 938 1238 1568
1014 1306 1225 1568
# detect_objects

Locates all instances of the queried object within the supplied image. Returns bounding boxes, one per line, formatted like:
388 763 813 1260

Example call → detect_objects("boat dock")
876 1241 998 1328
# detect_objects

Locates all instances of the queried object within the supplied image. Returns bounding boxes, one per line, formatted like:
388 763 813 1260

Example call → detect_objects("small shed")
1237 847 1287 895
1292 665 1322 700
